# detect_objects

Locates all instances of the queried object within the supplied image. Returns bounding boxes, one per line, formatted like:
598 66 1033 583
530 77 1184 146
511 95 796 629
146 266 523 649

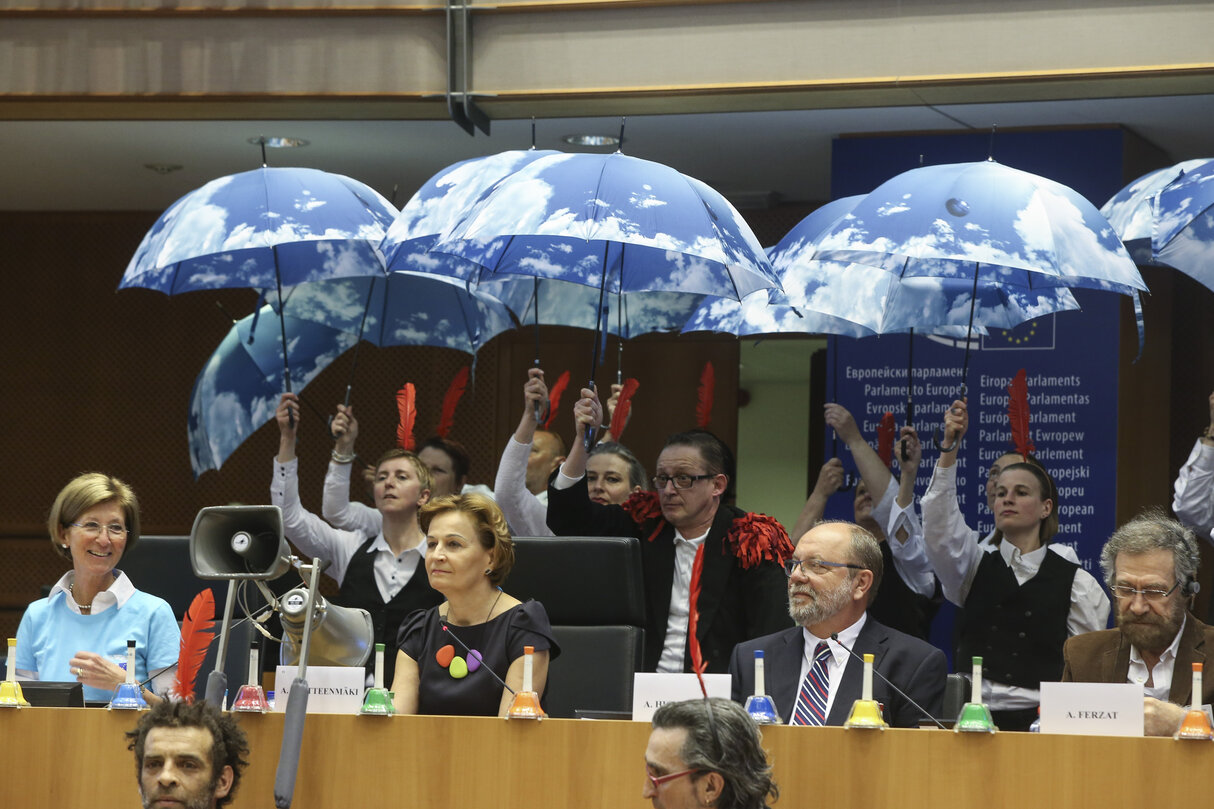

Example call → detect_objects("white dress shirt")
272 458 424 601
1174 439 1214 546
657 529 708 673
1127 615 1187 701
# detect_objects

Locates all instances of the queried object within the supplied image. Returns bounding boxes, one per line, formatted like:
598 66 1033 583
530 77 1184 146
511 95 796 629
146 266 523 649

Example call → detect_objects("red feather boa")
620 491 793 570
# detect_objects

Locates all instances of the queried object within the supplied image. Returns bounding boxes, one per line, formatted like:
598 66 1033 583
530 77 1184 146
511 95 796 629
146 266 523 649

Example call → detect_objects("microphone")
441 624 515 695
829 632 947 730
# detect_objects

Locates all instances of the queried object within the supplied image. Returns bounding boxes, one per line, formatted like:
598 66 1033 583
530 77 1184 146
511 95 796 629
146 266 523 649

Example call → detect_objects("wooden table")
1 707 1210 807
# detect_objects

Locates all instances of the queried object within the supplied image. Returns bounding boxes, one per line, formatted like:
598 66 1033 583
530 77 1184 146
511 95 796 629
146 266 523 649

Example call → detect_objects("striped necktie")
791 641 833 726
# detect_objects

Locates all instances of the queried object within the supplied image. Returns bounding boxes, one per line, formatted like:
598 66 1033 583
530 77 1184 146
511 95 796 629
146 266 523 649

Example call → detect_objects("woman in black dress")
391 493 559 716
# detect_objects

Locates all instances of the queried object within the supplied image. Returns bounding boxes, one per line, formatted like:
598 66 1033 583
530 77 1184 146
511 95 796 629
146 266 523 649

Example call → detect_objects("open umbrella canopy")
475 275 704 339
271 271 517 353
686 193 1077 339
430 151 781 301
189 305 357 476
1101 158 1213 265
1150 160 1214 291
120 166 397 294
380 149 561 280
810 159 1147 298
681 288 877 338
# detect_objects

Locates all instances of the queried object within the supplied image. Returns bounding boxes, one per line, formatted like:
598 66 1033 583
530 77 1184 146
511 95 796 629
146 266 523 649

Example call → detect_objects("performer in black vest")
920 396 1109 730
269 393 442 685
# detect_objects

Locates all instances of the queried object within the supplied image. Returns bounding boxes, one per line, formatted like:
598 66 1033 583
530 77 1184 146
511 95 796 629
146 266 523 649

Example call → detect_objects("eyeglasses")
652 473 715 490
1110 581 1180 603
645 768 703 790
70 521 128 539
783 558 866 578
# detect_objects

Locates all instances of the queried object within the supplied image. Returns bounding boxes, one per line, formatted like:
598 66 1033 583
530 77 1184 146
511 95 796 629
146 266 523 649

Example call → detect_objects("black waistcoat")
958 547 1077 689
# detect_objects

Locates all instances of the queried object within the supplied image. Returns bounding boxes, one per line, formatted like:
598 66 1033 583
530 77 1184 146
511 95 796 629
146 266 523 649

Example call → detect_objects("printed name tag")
1039 682 1143 736
632 673 731 721
274 665 367 715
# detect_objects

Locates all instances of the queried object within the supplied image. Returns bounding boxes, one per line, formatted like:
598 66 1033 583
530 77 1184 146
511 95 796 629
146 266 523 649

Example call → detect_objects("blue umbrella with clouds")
122 166 396 294
753 193 1083 337
270 271 516 354
122 166 397 412
380 149 561 280
431 151 781 424
810 161 1145 297
1100 158 1214 267
807 160 1145 433
190 270 514 475
1147 160 1214 293
189 305 357 476
382 149 707 388
432 151 780 300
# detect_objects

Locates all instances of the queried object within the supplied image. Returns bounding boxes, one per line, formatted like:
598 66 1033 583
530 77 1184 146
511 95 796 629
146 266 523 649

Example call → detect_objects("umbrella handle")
534 399 550 425
932 427 958 453
582 379 598 452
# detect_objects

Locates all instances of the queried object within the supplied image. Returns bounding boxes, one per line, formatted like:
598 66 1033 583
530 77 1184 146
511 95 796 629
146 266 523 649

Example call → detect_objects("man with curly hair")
127 700 249 809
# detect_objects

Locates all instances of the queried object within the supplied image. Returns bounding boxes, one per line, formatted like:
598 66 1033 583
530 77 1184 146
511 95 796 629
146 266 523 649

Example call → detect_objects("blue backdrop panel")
822 128 1128 651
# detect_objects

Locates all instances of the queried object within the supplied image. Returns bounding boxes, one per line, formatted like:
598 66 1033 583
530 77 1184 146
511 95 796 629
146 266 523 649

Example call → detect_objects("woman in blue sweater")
15 473 180 703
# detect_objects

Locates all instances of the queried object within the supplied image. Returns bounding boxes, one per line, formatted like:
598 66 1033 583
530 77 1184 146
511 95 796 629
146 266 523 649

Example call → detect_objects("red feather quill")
542 371 571 430
174 589 216 703
436 366 469 439
1007 368 1035 459
609 378 640 441
696 361 715 428
877 411 896 467
687 544 709 696
396 382 417 451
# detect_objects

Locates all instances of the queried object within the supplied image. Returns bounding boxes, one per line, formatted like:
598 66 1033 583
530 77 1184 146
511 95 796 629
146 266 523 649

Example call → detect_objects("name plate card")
632 673 731 721
1039 682 1143 736
274 666 366 715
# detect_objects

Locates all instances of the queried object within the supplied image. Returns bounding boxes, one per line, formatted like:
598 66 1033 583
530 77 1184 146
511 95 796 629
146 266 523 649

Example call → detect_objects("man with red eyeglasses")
643 698 777 809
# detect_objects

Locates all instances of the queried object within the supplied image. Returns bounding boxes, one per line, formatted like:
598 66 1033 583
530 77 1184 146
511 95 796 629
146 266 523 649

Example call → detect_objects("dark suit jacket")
729 616 948 728
547 477 792 672
1062 612 1214 706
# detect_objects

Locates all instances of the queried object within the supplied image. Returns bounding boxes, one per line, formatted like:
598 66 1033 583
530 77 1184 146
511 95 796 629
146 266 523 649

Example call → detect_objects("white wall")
736 338 823 531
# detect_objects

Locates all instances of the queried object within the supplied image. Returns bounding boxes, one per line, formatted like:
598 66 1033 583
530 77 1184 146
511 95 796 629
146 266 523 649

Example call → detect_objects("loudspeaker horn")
190 505 291 580
279 587 373 668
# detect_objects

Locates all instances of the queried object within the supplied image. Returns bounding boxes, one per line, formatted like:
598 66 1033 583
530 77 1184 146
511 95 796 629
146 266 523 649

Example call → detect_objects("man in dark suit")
1063 508 1214 735
729 520 947 728
547 386 793 674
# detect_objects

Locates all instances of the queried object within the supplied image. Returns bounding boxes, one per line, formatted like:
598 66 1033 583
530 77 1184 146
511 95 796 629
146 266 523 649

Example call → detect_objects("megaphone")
279 588 373 668
190 505 292 580
189 505 292 708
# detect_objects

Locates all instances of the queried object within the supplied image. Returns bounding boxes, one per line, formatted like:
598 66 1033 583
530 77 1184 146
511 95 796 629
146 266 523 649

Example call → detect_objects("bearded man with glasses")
1063 508 1214 735
729 520 946 727
547 386 793 674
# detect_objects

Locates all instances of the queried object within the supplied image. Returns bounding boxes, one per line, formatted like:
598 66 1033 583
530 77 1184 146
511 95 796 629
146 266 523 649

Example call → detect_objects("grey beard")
788 580 851 627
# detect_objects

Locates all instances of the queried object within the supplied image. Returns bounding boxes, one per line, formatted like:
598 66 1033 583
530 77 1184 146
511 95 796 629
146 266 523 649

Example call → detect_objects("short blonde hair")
47 473 141 559
373 448 433 494
419 493 514 585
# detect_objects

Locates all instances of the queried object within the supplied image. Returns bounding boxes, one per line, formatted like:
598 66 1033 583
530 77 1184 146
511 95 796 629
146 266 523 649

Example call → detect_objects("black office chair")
508 537 646 718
